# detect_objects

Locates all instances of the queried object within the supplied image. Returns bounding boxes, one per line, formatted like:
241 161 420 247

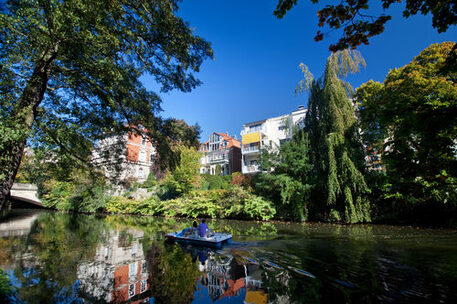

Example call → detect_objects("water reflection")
177 243 267 303
1 210 457 303
77 229 150 303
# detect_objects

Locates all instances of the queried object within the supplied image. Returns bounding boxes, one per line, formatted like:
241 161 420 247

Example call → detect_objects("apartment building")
241 106 307 174
92 128 156 184
200 132 241 176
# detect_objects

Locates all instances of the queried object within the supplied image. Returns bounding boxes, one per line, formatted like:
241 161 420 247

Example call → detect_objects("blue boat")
165 231 232 248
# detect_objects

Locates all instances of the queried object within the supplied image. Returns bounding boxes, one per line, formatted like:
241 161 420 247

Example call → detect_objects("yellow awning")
245 290 267 304
242 132 260 144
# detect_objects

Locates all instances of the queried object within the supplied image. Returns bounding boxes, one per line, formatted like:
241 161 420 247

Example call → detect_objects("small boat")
165 230 232 247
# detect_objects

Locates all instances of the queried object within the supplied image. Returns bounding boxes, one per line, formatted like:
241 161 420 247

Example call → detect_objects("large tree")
300 50 371 223
356 42 457 219
274 0 457 51
0 0 212 212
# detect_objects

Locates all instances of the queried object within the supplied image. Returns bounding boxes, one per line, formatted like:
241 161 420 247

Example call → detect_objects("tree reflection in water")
1 211 457 303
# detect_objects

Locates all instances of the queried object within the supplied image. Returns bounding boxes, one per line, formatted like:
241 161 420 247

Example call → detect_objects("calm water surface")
1 209 457 303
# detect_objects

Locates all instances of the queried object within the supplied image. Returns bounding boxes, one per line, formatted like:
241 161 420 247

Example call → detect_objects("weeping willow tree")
299 50 370 223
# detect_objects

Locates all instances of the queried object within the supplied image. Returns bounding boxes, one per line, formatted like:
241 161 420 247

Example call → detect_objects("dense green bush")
105 195 161 215
106 186 275 220
199 174 232 190
41 172 110 213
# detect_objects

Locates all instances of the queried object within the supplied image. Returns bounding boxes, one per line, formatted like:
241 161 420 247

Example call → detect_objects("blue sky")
143 0 456 141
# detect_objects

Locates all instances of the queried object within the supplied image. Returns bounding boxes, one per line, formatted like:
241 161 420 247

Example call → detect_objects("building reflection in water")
77 229 150 303
179 244 268 304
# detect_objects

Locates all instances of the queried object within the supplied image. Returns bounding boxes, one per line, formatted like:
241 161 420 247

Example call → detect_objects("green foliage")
106 186 276 221
254 132 312 221
105 195 161 215
274 0 457 51
0 268 15 302
199 174 232 190
159 145 201 198
40 169 110 213
148 243 200 303
356 42 457 225
215 164 222 176
299 50 371 223
10 212 108 303
0 0 212 211
142 171 157 190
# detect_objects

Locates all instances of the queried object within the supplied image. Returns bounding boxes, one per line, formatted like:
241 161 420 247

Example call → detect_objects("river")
1 209 457 303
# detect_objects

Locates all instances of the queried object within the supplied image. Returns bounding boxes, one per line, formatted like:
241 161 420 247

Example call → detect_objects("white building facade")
92 130 156 185
241 106 307 174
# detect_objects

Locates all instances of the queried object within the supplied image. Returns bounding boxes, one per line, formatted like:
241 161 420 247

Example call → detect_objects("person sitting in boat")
183 221 198 237
179 221 198 237
198 219 214 238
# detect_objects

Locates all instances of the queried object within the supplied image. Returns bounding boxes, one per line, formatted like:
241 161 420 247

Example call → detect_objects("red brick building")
92 128 156 185
200 132 241 176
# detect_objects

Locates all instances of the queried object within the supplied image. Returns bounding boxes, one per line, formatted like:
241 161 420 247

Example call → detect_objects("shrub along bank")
38 173 275 221
18 139 275 221
105 186 275 220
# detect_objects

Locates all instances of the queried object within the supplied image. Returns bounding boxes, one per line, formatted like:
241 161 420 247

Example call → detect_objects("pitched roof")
201 132 240 149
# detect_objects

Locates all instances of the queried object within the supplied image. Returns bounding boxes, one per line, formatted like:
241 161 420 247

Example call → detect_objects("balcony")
207 152 229 163
242 164 260 174
242 145 260 154
240 127 265 136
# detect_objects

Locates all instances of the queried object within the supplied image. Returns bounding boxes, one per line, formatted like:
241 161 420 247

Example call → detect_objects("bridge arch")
9 183 44 208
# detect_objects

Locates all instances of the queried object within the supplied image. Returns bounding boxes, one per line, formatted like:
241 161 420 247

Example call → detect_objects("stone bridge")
9 183 43 208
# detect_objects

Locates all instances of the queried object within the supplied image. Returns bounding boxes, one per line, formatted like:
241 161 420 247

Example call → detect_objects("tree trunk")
0 52 56 212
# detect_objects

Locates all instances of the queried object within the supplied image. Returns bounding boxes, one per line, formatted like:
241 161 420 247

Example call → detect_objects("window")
129 262 137 277
139 150 146 162
150 154 154 163
210 134 219 143
140 280 147 293
131 244 137 256
128 284 135 298
141 137 147 146
278 125 287 131
249 124 262 132
141 261 147 273
138 168 143 178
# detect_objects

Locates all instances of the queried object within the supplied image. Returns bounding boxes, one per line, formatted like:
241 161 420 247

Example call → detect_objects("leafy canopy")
0 0 212 170
274 0 457 51
356 42 457 212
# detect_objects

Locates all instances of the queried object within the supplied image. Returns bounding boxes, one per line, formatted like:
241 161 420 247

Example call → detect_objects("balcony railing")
242 165 260 173
240 127 264 136
207 152 229 162
242 146 260 154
